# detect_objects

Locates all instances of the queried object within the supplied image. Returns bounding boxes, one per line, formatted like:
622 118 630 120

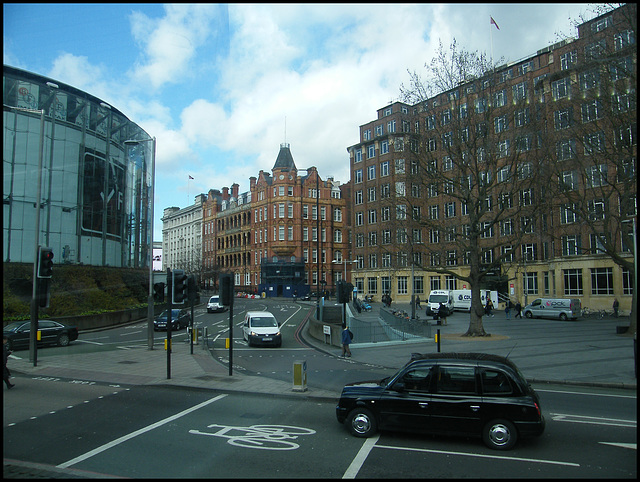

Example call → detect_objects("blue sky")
4 3 597 240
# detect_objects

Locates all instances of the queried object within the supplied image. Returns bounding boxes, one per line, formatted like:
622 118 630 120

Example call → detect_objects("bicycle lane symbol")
189 424 316 450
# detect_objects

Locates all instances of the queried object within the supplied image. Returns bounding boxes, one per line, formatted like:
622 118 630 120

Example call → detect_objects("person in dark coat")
341 326 352 358
515 301 522 319
3 336 15 389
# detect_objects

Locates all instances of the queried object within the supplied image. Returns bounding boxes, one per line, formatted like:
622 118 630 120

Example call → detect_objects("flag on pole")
189 175 194 180
490 16 500 30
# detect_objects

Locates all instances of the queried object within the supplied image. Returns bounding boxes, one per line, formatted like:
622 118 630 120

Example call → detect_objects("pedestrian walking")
293 290 297 303
341 326 353 357
485 298 494 317
505 300 511 320
515 301 522 319
613 298 619 318
438 302 448 325
3 335 15 389
415 295 421 309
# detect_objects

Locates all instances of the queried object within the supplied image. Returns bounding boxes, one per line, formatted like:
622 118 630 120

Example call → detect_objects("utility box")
292 360 307 392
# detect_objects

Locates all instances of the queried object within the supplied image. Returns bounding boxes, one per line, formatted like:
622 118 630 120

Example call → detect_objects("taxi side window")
399 367 433 392
481 369 513 395
436 366 477 394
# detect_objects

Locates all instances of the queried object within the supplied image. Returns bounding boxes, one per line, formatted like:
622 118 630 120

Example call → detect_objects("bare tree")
547 3 637 333
398 40 553 336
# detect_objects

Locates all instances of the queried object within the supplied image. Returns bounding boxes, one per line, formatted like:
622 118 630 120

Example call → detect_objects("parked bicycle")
581 307 609 319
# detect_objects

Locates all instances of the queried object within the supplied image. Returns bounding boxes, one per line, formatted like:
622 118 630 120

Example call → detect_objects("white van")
243 311 282 347
207 295 226 313
425 290 454 316
451 290 498 312
522 298 581 321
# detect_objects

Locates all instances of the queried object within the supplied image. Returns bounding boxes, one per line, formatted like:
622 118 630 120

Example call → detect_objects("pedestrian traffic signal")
187 274 197 303
154 282 165 302
37 246 54 278
220 274 234 306
172 270 187 304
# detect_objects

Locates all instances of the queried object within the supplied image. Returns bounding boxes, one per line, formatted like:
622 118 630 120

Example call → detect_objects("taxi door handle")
470 405 480 412
419 402 429 408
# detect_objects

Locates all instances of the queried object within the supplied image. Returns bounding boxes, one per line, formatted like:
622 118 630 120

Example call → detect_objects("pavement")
3 300 637 477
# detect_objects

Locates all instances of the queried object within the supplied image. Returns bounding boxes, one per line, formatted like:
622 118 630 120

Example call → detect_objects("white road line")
599 442 636 450
343 435 379 479
550 413 636 428
373 444 580 467
76 340 104 345
536 388 637 400
56 394 228 469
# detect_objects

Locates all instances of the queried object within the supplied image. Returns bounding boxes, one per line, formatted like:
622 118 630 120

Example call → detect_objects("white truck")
425 290 454 316
451 290 498 312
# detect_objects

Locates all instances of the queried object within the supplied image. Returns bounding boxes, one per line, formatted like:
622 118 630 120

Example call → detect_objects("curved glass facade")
3 65 153 268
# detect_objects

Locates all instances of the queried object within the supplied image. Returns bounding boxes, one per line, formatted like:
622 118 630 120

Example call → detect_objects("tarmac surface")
3 300 637 478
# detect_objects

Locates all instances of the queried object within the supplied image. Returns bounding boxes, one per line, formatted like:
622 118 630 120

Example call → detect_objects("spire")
272 143 296 171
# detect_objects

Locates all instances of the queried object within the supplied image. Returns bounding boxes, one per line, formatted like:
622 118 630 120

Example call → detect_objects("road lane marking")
536 388 636 399
373 444 580 467
599 442 636 450
57 394 228 469
343 434 379 479
550 413 636 428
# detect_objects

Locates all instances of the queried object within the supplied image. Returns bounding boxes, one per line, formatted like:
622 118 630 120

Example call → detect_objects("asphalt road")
3 379 636 478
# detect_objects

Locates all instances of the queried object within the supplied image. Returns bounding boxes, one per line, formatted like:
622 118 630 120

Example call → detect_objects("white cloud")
129 4 223 90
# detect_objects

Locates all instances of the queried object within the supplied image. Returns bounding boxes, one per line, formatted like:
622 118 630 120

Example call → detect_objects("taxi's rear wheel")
483 419 517 450
346 408 377 437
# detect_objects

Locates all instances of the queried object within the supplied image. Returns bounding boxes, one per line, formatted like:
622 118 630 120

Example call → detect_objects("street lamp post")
124 136 156 350
298 167 321 319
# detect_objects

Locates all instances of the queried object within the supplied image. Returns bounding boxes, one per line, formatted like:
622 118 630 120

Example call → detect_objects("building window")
622 268 634 295
561 235 581 256
560 50 577 70
368 144 375 158
564 269 583 296
367 164 376 180
524 272 538 296
493 89 507 108
397 276 408 295
552 77 570 100
615 30 635 51
591 268 614 295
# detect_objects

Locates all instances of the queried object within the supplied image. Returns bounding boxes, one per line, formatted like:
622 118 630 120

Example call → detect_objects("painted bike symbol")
189 424 316 450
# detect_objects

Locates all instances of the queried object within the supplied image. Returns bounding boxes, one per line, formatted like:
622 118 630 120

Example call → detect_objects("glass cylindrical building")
3 64 154 268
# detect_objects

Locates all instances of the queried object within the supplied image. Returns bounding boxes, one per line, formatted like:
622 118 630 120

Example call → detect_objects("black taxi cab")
336 352 545 450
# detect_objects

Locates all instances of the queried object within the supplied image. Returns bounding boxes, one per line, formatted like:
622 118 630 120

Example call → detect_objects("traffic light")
172 270 187 304
337 281 353 304
38 278 51 308
154 282 165 302
187 274 197 303
220 274 234 306
37 246 54 278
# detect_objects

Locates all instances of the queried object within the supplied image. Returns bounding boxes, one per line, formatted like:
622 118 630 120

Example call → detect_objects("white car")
207 295 226 313
242 311 282 347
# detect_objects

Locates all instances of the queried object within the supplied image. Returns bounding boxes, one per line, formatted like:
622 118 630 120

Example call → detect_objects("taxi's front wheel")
346 408 377 437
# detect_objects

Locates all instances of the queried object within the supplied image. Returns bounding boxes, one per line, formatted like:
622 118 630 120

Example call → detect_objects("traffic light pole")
166 268 172 379
29 111 46 366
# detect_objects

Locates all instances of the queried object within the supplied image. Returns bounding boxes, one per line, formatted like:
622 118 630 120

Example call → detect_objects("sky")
4 3 598 240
